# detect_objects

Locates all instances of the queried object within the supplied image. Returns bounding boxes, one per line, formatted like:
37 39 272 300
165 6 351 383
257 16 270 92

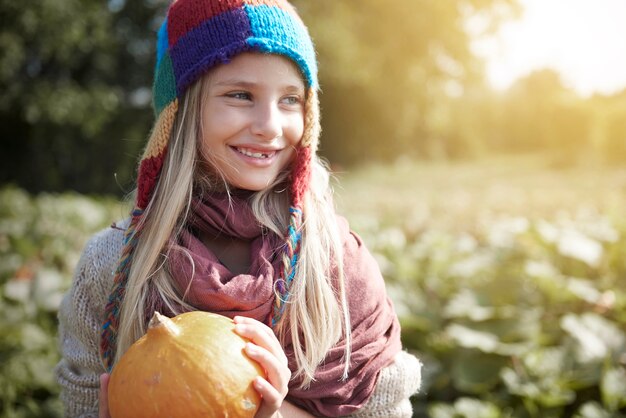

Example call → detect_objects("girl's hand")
233 316 291 418
99 373 112 418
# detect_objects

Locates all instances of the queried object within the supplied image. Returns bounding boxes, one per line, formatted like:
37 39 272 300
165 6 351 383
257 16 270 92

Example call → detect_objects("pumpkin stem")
148 311 181 336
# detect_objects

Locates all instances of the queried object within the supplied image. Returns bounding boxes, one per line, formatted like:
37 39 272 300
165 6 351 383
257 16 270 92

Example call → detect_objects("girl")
55 0 421 417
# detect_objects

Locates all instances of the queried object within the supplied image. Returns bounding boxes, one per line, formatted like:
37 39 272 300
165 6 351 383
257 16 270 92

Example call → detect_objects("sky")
470 0 626 97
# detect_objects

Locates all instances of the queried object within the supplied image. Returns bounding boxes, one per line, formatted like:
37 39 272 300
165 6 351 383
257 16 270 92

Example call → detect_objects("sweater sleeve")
347 351 422 418
54 226 124 418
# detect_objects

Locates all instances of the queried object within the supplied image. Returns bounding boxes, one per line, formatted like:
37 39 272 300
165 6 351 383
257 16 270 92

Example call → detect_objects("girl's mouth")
233 146 276 159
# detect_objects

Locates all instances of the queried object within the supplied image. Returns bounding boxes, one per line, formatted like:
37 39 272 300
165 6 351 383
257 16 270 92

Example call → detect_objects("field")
336 155 626 417
336 154 626 230
1 154 625 417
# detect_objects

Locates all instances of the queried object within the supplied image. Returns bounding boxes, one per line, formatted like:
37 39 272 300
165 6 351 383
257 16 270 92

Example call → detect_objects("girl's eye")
282 96 302 106
226 92 252 100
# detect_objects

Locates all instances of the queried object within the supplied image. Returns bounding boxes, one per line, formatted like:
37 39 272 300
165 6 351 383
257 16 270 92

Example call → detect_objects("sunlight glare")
471 0 626 96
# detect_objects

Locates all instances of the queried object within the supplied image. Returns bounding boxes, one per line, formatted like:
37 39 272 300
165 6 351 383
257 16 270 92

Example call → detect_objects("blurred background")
1 0 625 417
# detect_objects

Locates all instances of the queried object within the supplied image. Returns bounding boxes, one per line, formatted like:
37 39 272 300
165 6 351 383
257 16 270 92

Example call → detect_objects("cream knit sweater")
55 224 421 418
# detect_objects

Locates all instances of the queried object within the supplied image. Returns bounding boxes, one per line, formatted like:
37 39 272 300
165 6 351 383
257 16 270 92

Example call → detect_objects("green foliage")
0 0 164 194
0 186 123 417
338 161 626 418
293 0 520 163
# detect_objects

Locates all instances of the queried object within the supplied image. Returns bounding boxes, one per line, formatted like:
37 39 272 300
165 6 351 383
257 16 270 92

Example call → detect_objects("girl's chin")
196 160 290 192
223 172 278 192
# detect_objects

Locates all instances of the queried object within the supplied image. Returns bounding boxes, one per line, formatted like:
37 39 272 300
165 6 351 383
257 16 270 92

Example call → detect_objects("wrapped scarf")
163 193 402 417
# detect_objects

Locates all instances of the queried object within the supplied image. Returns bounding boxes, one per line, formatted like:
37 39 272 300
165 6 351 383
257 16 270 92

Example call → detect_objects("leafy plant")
350 191 626 417
0 186 123 417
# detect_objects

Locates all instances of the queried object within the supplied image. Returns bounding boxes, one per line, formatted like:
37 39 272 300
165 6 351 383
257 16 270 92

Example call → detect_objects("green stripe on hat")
153 53 177 116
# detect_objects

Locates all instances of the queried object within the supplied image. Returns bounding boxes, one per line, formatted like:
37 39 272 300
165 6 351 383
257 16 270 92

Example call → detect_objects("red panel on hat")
168 0 246 47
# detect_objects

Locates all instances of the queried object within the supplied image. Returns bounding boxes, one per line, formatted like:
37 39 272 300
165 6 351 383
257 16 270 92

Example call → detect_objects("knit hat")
101 0 321 371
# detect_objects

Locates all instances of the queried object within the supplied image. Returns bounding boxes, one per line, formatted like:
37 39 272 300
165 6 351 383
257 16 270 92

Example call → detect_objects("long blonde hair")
115 71 351 387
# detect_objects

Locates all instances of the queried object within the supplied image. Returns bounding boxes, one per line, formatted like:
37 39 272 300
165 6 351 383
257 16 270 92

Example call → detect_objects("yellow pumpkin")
108 311 264 418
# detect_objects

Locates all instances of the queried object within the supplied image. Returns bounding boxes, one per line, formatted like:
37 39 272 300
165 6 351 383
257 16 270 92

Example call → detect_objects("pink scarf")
162 193 402 417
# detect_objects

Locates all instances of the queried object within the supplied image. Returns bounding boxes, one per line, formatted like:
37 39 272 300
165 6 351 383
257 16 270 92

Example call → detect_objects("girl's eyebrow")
213 79 257 88
212 79 304 92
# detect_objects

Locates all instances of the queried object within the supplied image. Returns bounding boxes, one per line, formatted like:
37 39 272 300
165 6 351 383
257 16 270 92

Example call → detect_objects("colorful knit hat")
101 0 321 371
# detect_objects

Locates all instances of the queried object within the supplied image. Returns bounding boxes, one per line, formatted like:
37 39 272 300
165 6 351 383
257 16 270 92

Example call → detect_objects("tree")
292 0 520 163
494 69 594 165
0 0 167 194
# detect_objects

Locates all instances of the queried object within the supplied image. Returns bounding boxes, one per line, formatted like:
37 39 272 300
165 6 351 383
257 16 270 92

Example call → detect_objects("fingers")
253 376 284 414
233 316 291 418
233 316 288 367
244 342 290 393
233 316 276 342
99 374 111 418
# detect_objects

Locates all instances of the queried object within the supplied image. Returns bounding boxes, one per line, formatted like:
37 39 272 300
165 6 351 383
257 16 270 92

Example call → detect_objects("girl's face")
200 52 306 191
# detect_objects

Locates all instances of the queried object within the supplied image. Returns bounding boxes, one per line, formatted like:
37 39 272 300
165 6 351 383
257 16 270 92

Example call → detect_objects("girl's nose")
250 102 283 140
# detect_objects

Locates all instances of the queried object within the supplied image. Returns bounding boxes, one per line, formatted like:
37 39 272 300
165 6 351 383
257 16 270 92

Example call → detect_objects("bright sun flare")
470 0 626 97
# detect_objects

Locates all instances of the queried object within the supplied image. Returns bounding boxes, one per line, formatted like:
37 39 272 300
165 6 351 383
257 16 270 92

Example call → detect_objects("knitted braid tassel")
271 90 320 326
100 213 140 372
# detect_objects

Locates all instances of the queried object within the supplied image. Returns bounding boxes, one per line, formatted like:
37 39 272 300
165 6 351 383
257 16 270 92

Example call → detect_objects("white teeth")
236 147 271 159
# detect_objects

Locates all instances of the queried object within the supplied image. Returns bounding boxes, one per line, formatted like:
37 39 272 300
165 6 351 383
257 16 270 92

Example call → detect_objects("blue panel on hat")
156 20 169 69
244 4 318 88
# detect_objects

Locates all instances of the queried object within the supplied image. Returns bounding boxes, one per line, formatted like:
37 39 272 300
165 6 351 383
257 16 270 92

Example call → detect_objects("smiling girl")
55 1 421 417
